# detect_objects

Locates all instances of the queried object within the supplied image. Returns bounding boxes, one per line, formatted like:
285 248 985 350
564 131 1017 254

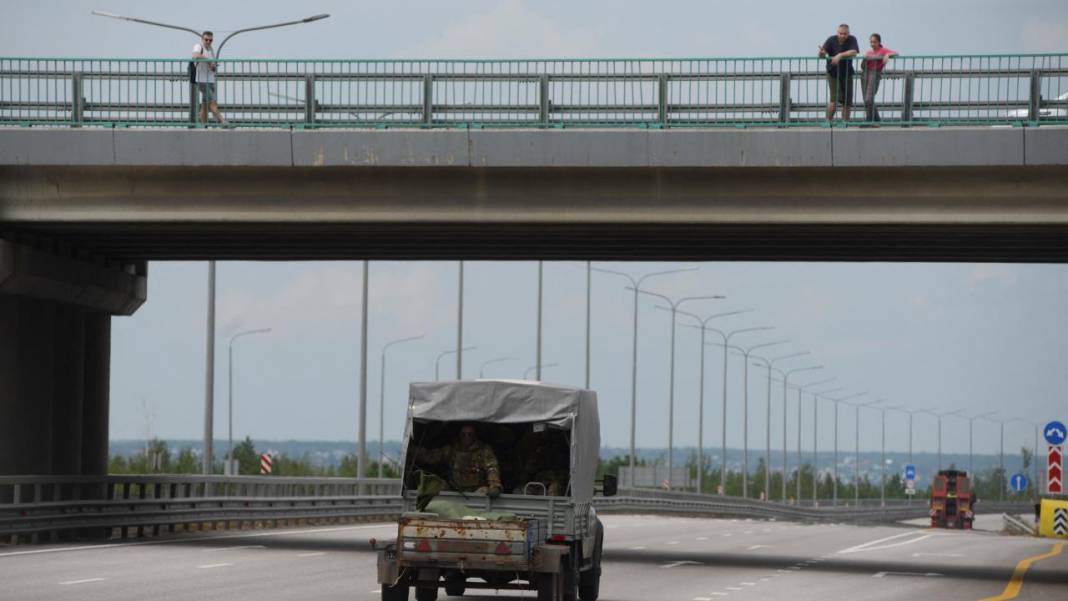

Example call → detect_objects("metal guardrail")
0 476 1035 542
1 54 1066 128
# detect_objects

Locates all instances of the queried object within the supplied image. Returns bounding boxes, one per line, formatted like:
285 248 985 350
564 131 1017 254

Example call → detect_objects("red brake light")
415 539 431 552
550 535 566 542
495 542 511 555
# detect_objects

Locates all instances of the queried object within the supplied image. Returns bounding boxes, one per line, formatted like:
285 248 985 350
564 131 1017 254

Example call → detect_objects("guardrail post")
658 74 669 127
71 72 84 126
779 74 791 123
539 74 550 127
304 74 316 126
1029 70 1042 122
902 72 915 123
423 74 433 127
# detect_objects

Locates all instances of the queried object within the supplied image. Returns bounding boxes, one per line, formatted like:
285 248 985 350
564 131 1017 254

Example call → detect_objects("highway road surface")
0 515 1064 601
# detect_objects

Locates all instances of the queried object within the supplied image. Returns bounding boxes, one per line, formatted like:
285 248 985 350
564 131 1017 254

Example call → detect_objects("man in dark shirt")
818 24 860 122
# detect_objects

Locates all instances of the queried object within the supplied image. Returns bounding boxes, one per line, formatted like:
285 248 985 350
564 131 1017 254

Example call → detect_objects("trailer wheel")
444 576 466 596
382 583 409 601
415 586 438 601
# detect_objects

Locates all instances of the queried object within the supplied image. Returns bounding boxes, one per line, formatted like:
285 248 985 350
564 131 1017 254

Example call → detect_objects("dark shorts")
197 83 217 105
827 74 854 106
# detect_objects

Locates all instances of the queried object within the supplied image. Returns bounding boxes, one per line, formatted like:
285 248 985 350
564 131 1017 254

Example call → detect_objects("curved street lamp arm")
217 14 331 57
787 365 824 378
798 376 836 391
91 11 202 37
230 327 272 346
745 339 789 354
636 267 698 287
383 334 424 353
589 266 637 287
771 350 811 365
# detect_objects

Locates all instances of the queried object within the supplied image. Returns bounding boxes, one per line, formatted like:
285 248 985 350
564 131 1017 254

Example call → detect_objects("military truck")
929 468 975 529
374 380 615 601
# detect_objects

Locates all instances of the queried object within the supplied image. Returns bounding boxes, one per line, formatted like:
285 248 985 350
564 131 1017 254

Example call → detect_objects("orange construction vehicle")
929 469 976 529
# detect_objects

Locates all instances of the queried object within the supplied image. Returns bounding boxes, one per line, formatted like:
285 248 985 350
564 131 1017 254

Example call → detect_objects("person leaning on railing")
818 23 860 122
861 33 898 123
192 31 228 127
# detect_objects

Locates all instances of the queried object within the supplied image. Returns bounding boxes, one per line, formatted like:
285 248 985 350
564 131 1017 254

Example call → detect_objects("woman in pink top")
861 33 898 122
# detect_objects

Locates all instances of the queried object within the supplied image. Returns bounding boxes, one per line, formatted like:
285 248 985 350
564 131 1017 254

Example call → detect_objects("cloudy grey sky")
5 1 1067 457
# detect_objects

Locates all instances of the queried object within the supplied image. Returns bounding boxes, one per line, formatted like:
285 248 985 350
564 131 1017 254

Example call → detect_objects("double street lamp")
524 362 559 380
642 291 725 488
479 356 513 378
677 309 753 494
810 386 843 505
824 391 867 505
752 352 812 501
94 10 332 476
436 346 476 381
590 267 696 476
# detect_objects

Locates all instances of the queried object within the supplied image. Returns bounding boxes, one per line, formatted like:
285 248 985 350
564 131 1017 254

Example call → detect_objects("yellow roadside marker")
977 543 1064 601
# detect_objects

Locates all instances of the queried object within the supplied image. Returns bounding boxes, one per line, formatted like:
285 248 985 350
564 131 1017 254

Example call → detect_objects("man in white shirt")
192 31 226 126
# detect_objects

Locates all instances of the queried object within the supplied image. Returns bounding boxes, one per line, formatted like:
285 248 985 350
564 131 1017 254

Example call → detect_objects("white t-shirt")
192 43 216 84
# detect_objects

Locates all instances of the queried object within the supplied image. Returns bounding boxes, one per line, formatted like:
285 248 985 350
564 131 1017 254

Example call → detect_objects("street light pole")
796 378 836 504
227 327 271 474
719 340 789 498
810 387 842 506
873 402 902 507
479 356 513 378
585 261 591 389
932 409 965 470
92 9 331 476
640 292 726 488
379 334 424 478
847 399 878 505
590 267 697 478
524 362 559 380
359 261 369 485
536 261 543 380
457 261 464 379
979 415 1006 501
825 392 867 506
1009 418 1040 497
966 411 997 476
782 366 823 503
751 352 810 500
677 310 754 494
436 346 477 381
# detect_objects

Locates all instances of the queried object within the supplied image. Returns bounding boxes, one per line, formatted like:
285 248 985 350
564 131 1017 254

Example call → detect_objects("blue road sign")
905 464 916 481
1045 420 1067 446
1010 473 1028 492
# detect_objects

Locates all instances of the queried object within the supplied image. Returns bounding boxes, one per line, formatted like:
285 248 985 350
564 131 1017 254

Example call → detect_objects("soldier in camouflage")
414 424 502 497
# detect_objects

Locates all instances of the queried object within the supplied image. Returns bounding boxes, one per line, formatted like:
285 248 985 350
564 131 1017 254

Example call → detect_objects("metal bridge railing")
1 54 1066 128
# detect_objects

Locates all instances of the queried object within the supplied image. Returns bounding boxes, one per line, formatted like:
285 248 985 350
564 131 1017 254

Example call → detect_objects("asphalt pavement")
0 515 1064 601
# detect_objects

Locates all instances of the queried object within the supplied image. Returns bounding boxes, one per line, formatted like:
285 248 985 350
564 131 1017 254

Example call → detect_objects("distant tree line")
108 437 400 478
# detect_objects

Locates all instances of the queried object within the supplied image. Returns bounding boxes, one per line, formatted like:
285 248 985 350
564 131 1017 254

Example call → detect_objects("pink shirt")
863 47 896 72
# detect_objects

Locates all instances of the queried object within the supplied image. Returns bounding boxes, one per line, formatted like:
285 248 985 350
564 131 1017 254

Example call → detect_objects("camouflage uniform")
515 431 569 496
415 440 502 494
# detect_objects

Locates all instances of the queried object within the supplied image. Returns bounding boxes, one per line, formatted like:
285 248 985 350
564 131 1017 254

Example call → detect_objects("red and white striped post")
260 452 273 475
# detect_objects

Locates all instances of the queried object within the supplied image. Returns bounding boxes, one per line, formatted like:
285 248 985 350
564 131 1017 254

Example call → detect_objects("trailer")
374 380 614 601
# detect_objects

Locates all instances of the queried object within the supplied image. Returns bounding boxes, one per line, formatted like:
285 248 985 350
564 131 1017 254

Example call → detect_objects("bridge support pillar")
0 239 144 477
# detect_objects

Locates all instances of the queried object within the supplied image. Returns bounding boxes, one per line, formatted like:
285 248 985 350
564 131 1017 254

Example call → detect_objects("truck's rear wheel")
415 586 438 601
382 583 409 601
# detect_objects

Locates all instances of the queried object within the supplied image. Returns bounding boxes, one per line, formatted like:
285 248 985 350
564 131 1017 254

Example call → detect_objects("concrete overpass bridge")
1 53 1067 478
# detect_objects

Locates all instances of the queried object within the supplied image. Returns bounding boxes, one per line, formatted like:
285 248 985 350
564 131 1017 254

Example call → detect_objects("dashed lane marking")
746 545 772 550
666 541 680 545
630 546 647 550
912 552 963 558
872 571 942 578
196 563 233 569
297 552 327 557
204 545 265 552
978 543 1064 601
661 561 702 569
58 578 105 585
726 587 743 591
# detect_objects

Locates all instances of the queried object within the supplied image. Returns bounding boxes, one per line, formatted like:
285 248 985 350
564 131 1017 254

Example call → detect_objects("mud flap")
378 548 401 585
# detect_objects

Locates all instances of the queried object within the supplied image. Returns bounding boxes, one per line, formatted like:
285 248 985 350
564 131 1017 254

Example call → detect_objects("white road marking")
661 561 702 569
872 571 942 578
740 581 756 586
197 563 233 569
694 597 713 600
839 533 941 554
720 533 733 537
696 536 709 540
911 552 963 558
204 545 265 553
746 544 772 550
726 586 743 591
666 541 680 545
297 552 327 557
0 523 393 558
630 546 647 550
709 593 728 597
58 578 105 585
370 590 381 594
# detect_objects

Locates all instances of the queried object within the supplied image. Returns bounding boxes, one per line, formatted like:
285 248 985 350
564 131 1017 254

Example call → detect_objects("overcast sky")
4 1 1067 457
